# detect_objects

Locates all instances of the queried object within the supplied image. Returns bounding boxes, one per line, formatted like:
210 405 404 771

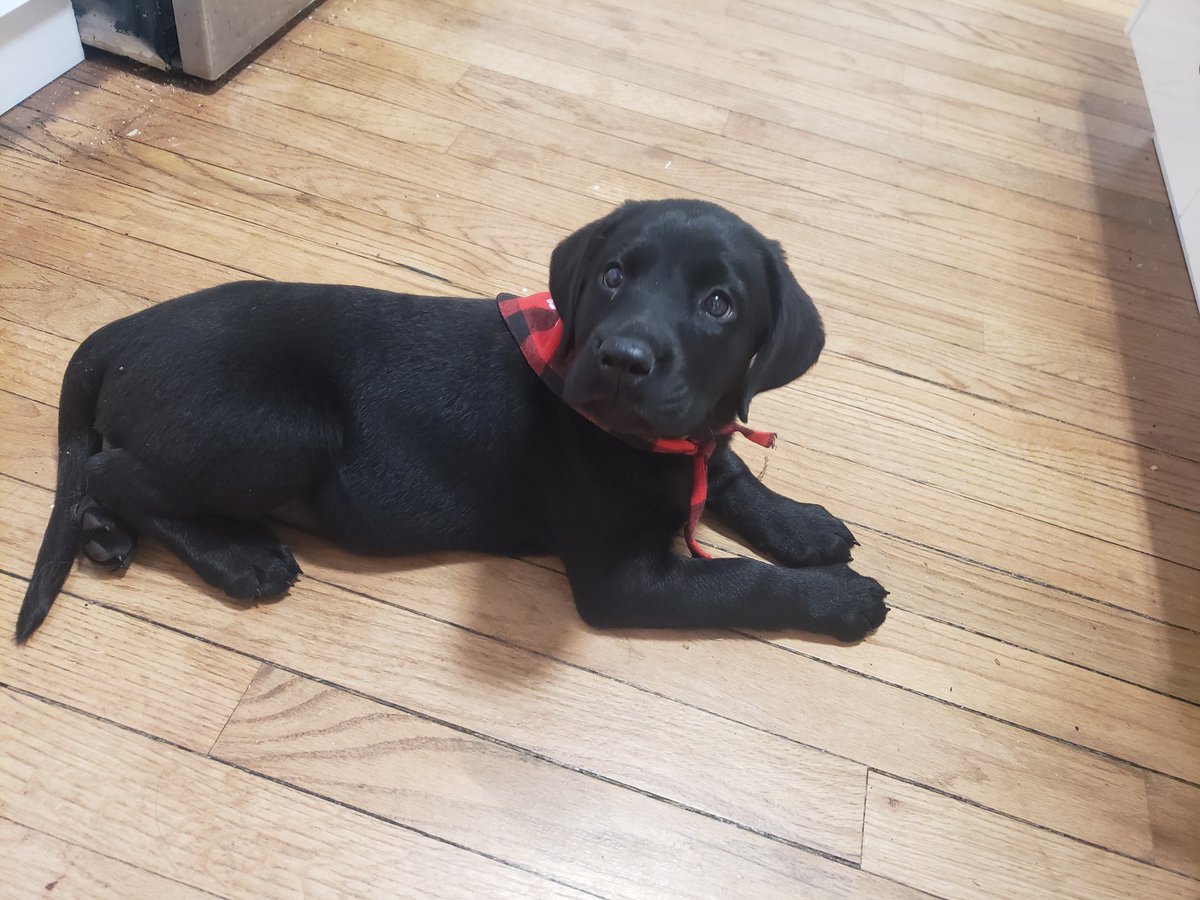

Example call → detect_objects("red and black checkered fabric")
498 292 776 558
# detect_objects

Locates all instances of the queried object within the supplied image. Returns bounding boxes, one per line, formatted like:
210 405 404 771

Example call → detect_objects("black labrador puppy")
16 199 887 644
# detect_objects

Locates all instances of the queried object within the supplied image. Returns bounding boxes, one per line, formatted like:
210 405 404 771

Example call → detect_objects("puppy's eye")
601 264 623 289
701 290 733 319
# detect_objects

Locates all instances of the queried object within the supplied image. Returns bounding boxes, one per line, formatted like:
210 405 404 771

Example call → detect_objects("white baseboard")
0 0 84 116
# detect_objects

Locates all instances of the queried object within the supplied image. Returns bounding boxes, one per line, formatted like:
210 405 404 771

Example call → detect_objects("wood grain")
0 573 259 752
0 689 585 897
0 819 215 900
215 666 914 897
862 773 1199 897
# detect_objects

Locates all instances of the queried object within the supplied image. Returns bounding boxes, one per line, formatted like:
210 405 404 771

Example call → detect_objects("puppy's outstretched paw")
809 566 889 642
775 503 857 567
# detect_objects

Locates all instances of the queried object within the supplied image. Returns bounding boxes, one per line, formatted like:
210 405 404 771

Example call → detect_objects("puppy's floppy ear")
737 240 825 421
549 201 644 358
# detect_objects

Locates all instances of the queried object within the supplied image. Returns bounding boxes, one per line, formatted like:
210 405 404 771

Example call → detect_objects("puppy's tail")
16 342 105 643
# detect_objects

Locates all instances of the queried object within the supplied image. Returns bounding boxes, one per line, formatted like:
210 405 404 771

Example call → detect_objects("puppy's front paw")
809 566 889 642
776 503 856 567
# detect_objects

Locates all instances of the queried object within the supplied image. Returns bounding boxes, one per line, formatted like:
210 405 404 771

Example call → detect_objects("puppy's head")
549 199 824 440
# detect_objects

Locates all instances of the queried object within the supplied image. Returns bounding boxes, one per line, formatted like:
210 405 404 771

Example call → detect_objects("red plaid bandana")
498 291 776 558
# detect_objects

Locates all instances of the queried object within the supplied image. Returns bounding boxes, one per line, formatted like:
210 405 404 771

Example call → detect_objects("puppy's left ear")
737 240 825 421
549 202 644 358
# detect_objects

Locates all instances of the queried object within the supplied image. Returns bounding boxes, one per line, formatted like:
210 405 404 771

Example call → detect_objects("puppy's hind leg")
85 449 301 600
78 498 138 571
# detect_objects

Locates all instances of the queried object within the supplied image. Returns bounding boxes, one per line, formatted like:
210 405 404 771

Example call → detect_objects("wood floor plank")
0 819 216 900
524 0 1155 171
0 151 459 299
322 3 732 135
1021 0 1135 23
710 114 1180 321
836 528 1200 706
0 390 54 489
825 0 1141 85
0 255 153 341
792 353 1200 515
748 0 1147 105
826 309 1200 464
10 81 568 274
0 104 546 296
897 62 1148 145
769 606 1200 785
1 317 77 408
728 1 1150 133
214 666 912 897
0 574 259 752
55 62 604 239
0 689 585 898
0 196 253 300
984 311 1200 401
469 0 1148 166
474 0 1160 198
862 773 1198 898
942 0 1133 46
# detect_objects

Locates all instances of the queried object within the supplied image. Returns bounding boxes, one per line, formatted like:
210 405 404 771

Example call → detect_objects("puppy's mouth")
580 398 662 440
571 383 702 442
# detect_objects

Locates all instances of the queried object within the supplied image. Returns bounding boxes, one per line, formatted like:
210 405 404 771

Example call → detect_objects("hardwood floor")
2 0 1198 896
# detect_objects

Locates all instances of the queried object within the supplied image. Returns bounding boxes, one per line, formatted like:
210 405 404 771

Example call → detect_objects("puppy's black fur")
16 199 887 644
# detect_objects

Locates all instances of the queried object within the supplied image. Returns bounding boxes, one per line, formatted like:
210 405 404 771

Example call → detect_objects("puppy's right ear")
549 202 643 358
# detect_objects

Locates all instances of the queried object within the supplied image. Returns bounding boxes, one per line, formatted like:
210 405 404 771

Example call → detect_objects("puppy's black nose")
598 337 654 379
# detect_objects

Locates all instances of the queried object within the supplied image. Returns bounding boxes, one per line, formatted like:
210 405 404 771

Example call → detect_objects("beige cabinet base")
173 0 315 80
